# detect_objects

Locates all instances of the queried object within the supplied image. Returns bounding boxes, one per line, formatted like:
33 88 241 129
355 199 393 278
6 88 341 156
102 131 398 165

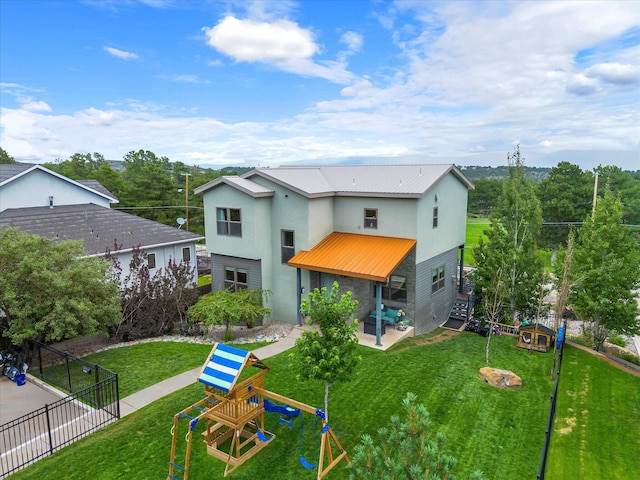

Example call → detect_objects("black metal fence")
536 321 566 480
0 342 119 478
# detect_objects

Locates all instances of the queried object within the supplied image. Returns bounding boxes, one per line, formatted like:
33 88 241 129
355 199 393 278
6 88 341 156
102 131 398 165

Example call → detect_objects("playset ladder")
167 397 215 480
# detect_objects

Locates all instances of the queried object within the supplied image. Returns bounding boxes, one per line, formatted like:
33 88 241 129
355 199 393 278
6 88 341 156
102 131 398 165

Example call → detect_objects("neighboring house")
195 164 473 337
0 163 203 282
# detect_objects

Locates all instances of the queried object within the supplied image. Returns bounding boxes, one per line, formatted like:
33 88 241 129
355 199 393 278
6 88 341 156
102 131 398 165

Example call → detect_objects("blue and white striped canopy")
198 343 249 392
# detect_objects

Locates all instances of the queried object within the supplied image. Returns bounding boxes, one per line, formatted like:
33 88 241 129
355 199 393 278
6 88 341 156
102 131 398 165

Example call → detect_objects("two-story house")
0 163 203 281
195 164 473 338
195 164 473 341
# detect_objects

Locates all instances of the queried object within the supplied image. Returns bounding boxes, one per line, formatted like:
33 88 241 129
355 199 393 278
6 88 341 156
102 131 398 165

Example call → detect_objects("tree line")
468 162 640 249
472 146 639 357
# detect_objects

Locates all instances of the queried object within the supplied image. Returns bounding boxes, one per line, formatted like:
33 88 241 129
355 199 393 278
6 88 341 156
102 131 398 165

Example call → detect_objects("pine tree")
348 393 486 480
569 188 640 351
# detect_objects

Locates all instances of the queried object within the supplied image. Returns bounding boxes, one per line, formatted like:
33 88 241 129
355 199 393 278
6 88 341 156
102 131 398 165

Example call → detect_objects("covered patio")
289 232 417 348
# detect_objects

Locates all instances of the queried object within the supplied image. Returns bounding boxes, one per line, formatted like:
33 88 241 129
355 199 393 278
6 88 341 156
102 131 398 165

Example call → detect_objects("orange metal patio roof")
288 232 416 282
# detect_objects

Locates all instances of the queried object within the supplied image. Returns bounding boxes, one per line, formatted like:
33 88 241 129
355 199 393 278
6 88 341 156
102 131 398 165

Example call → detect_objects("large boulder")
479 367 522 389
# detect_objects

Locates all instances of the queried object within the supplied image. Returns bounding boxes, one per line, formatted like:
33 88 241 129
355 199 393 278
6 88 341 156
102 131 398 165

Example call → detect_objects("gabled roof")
0 163 118 203
194 164 474 199
0 203 203 256
519 323 556 336
288 232 416 282
198 343 266 392
194 175 274 198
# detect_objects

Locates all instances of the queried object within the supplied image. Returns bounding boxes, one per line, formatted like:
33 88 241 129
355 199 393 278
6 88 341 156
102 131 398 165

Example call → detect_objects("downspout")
459 244 465 294
296 268 302 326
375 281 383 346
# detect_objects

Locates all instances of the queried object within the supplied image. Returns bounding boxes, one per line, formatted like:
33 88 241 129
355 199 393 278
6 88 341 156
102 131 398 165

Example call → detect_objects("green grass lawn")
13 334 638 480
545 345 640 479
464 218 553 270
80 341 270 398
465 218 490 266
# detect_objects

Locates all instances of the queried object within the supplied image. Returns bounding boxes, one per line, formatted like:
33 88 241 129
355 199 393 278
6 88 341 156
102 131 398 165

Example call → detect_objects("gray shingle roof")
77 180 119 202
0 163 34 183
0 163 118 202
0 203 203 256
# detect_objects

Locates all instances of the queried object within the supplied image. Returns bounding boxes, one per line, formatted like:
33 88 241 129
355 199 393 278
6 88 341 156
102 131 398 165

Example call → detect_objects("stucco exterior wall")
415 173 468 262
0 169 111 213
112 242 198 287
333 197 417 239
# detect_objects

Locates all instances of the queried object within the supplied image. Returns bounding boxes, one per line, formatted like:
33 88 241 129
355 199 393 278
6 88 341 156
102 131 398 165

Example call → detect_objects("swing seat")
299 456 316 469
257 430 272 442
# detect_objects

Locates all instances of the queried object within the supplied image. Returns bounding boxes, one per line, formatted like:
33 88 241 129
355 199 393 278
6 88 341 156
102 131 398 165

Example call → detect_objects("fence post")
94 364 101 408
65 354 72 391
45 404 54 456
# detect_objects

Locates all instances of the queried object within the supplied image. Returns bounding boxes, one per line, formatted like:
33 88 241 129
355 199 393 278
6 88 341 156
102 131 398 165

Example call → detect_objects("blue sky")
1 0 639 169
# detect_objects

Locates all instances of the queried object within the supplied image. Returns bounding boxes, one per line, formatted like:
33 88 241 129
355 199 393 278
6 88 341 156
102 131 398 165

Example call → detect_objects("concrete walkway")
119 326 305 417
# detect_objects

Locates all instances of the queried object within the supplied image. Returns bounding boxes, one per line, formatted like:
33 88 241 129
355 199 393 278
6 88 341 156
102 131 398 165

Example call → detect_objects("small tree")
550 230 574 379
349 393 486 480
474 146 544 323
107 245 198 341
569 188 640 351
0 228 121 344
294 281 360 422
188 288 271 342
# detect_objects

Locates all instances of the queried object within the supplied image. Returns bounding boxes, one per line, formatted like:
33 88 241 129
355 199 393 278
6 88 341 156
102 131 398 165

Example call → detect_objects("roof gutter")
83 236 205 258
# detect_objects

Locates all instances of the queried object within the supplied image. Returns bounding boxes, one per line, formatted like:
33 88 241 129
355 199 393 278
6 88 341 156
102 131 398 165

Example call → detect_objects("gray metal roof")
194 164 473 198
255 164 473 197
0 203 203 256
194 176 274 197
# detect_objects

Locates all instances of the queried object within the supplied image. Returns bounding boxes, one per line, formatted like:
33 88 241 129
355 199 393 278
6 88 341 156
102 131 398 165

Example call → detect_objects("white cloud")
20 99 52 112
584 62 640 86
157 74 211 84
104 46 139 60
202 16 354 84
566 74 599 96
204 16 317 63
340 31 363 52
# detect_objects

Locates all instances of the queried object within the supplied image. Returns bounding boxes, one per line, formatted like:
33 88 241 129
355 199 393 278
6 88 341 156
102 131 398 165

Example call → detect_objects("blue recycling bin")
15 373 26 386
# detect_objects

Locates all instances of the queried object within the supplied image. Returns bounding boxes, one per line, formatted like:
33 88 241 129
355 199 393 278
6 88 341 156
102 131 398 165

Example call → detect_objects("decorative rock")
478 367 522 389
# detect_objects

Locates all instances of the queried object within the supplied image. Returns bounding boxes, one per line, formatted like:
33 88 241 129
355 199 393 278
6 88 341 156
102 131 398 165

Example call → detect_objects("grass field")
464 218 553 269
465 218 490 266
14 332 639 480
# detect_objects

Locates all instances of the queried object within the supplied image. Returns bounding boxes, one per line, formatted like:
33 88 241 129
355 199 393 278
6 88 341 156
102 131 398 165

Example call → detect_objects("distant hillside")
457 165 551 181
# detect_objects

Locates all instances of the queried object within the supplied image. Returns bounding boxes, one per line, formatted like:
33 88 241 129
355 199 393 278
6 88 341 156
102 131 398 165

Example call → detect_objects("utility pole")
591 172 598 219
182 173 190 231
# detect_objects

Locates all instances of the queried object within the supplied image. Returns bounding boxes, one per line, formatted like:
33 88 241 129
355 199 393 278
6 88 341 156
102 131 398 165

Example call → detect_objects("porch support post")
458 245 465 294
375 281 383 346
296 268 302 326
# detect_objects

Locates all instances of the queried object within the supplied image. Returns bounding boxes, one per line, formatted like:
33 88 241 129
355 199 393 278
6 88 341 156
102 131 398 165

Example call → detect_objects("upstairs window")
433 206 439 228
224 267 248 292
432 265 445 294
217 208 242 237
281 230 295 264
364 209 378 229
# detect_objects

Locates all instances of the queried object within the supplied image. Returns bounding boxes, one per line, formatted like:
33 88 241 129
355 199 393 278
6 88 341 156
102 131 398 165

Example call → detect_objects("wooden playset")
167 343 350 479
